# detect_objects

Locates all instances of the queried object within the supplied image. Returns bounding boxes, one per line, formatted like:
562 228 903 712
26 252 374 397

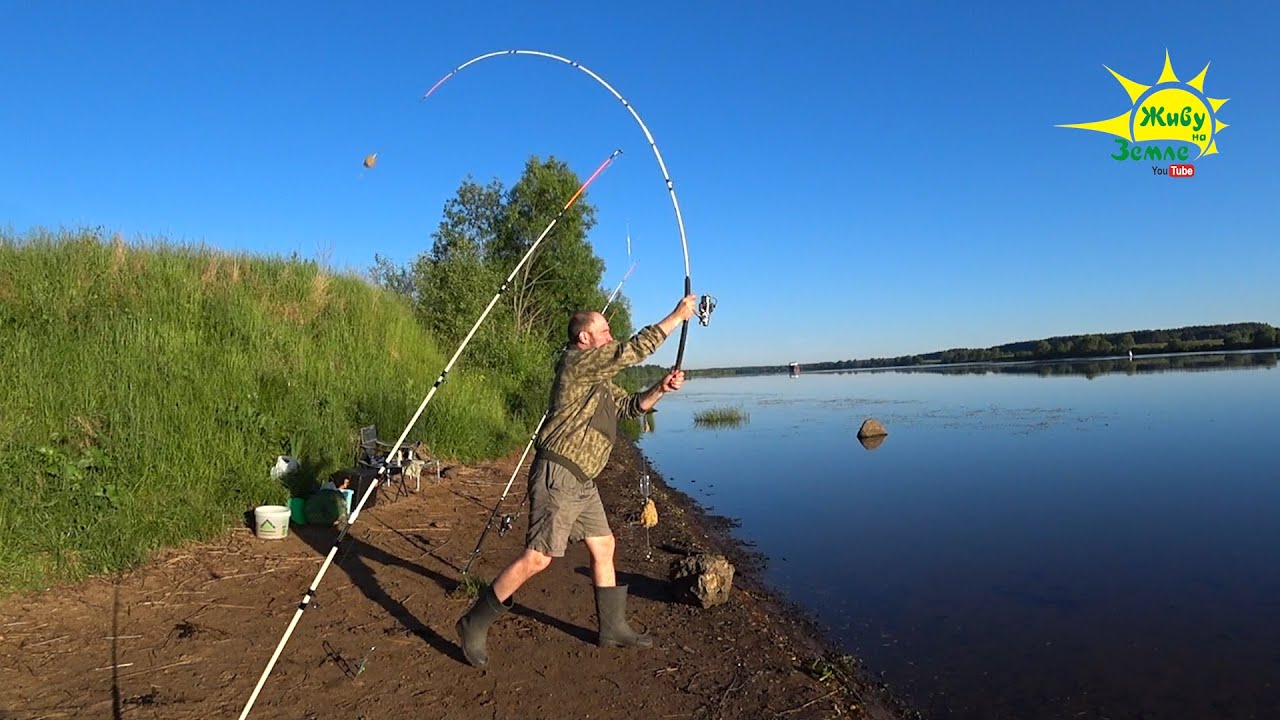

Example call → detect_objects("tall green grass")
0 228 535 594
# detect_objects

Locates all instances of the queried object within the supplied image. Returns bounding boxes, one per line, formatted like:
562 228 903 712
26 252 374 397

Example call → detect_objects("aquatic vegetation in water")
693 406 750 428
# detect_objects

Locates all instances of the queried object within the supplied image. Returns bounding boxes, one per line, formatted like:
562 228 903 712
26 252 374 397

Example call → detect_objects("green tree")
603 291 635 344
412 177 507 349
487 156 603 344
369 253 415 300
396 157 616 352
1118 334 1136 353
1254 325 1277 348
370 155 629 421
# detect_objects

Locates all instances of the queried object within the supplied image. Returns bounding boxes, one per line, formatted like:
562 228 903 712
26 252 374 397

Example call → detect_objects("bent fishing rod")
236 148 623 720
460 257 639 577
422 48 717 370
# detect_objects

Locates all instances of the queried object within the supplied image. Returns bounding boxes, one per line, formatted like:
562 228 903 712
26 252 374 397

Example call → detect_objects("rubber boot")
456 584 512 668
594 584 653 648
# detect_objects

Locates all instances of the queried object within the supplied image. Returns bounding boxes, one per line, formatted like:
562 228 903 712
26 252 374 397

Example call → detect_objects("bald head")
568 311 613 348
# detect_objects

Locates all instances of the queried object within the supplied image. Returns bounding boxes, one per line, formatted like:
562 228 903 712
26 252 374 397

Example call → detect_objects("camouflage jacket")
535 324 669 483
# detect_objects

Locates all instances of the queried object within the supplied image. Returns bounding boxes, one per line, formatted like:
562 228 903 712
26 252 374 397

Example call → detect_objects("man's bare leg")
584 533 651 648
583 534 617 587
491 548 553 602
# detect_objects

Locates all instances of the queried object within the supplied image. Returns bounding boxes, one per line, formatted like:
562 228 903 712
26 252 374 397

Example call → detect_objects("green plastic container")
288 496 307 525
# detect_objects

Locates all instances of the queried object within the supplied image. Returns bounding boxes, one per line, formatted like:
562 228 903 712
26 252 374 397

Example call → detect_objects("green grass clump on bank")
0 228 534 595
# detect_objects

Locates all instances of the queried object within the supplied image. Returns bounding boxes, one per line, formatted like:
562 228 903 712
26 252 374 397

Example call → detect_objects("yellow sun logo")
1058 50 1229 161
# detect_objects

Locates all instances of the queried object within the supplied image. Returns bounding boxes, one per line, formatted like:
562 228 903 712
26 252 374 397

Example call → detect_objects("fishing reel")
498 514 514 537
697 294 717 327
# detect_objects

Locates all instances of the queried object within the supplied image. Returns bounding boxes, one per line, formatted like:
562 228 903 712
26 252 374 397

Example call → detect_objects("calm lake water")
635 352 1280 720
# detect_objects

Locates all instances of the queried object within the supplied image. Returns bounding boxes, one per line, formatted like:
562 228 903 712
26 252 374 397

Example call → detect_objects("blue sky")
3 1 1277 369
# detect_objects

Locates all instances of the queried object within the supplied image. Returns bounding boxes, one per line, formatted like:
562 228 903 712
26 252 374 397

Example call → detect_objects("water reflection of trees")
619 412 656 441
825 351 1278 380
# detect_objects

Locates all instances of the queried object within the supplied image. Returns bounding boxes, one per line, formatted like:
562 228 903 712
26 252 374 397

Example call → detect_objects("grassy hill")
0 228 535 594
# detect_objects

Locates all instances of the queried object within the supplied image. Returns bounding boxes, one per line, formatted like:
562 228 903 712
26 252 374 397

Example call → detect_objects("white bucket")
253 505 292 540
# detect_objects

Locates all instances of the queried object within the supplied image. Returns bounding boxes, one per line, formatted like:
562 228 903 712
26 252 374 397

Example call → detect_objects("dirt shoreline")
0 437 916 719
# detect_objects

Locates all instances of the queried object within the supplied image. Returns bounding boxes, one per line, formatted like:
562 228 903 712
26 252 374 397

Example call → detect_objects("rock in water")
859 433 887 451
857 418 887 439
670 553 735 608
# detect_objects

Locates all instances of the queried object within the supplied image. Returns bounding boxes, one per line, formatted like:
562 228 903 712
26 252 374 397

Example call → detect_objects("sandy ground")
0 438 913 720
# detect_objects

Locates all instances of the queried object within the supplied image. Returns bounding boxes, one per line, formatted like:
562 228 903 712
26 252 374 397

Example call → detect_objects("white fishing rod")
603 223 637 313
604 260 638 313
236 147 623 720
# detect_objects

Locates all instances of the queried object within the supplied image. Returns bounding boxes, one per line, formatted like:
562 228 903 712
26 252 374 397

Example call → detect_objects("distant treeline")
855 350 1278 379
619 322 1280 382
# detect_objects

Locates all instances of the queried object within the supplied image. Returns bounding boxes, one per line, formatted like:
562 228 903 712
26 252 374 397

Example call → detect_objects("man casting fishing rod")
456 293 699 667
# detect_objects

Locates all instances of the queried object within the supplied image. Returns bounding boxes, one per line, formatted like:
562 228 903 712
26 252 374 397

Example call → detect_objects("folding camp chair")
354 425 442 495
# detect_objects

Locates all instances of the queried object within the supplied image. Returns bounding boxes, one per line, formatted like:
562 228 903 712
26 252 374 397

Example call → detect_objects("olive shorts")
525 457 611 557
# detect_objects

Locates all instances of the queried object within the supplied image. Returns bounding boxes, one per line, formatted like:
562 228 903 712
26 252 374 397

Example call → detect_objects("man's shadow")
572 567 673 603
509 603 596 645
292 518 467 664
297 522 606 653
